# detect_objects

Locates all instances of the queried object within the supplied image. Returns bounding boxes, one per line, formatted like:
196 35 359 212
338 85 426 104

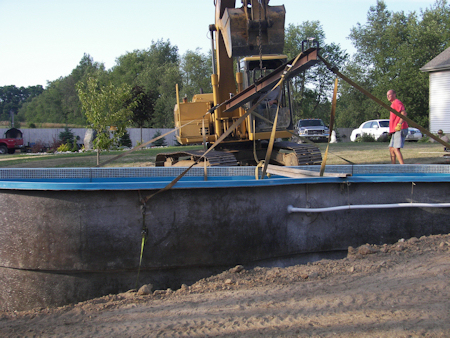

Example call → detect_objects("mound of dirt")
1 234 449 337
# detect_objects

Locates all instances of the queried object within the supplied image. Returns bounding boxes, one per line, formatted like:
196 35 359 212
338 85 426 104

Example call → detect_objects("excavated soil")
1 234 449 337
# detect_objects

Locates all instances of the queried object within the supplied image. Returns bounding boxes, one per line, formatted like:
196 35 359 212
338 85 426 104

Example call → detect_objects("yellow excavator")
156 0 322 167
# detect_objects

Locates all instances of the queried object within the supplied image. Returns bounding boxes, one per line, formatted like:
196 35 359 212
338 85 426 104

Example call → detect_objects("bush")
119 132 132 148
377 133 390 142
356 134 376 142
30 140 47 153
59 127 75 144
57 143 71 152
71 139 79 152
48 136 63 152
151 130 167 147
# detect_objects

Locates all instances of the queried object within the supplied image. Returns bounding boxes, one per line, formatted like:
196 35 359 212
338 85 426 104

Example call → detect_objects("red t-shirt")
389 99 408 133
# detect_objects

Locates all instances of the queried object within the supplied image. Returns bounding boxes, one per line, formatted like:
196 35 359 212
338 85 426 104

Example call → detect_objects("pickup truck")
296 119 329 142
0 128 24 154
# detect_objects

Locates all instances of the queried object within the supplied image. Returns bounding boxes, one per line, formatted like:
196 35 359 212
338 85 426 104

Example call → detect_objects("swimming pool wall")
1 164 450 311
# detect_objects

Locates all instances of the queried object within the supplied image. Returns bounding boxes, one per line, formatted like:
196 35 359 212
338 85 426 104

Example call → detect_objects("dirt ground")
1 234 449 337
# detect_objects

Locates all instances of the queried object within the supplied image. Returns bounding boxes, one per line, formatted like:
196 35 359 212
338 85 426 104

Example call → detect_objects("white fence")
1 127 354 147
337 128 354 143
0 128 178 147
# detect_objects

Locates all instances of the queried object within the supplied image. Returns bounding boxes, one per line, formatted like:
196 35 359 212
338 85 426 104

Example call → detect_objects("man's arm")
398 109 406 124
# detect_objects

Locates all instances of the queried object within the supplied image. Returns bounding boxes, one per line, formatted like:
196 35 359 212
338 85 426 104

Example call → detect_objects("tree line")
0 85 43 121
1 0 449 131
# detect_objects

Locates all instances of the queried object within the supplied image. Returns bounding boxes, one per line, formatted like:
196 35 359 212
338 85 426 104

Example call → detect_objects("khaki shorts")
389 129 408 148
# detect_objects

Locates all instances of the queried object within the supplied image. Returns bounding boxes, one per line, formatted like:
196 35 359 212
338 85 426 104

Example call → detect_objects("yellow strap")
135 233 146 290
261 88 282 179
202 118 207 181
320 78 338 176
255 160 265 180
135 205 148 289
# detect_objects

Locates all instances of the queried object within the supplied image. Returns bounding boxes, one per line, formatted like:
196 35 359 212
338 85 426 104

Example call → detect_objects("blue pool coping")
1 164 450 191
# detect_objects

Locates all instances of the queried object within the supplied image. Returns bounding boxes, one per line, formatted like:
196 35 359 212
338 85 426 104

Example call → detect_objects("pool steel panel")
1 165 450 311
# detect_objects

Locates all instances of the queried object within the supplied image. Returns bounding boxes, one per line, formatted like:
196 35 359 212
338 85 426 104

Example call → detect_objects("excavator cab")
239 55 294 135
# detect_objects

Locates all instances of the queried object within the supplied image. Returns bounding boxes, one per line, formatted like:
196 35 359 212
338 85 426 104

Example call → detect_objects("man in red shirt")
387 89 408 164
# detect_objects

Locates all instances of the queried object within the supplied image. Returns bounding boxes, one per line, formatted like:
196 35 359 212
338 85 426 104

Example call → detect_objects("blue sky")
0 0 439 88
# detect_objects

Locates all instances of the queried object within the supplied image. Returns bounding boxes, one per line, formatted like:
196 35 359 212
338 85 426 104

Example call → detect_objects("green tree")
345 0 450 128
151 130 167 147
0 85 43 122
284 22 349 122
59 127 75 144
18 54 105 125
118 131 132 148
179 48 213 100
77 76 137 165
110 40 181 128
150 63 180 127
335 61 379 128
129 85 157 143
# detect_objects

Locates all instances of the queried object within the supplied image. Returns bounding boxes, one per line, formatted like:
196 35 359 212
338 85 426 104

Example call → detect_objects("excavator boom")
224 47 320 112
157 1 323 167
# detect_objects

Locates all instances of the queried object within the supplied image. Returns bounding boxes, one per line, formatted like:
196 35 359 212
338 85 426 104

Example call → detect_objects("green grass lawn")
317 141 449 165
0 141 448 168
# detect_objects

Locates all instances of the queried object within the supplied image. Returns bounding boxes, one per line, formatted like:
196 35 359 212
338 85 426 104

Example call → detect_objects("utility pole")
9 110 14 128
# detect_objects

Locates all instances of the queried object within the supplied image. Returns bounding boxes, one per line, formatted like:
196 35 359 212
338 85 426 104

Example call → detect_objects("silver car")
405 127 422 142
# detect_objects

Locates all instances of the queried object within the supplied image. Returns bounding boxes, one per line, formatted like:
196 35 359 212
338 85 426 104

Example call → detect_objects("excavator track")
273 141 322 166
155 142 321 167
155 149 238 167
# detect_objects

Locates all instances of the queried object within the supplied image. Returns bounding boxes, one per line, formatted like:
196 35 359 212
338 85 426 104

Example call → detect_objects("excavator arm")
211 0 287 140
162 1 322 167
